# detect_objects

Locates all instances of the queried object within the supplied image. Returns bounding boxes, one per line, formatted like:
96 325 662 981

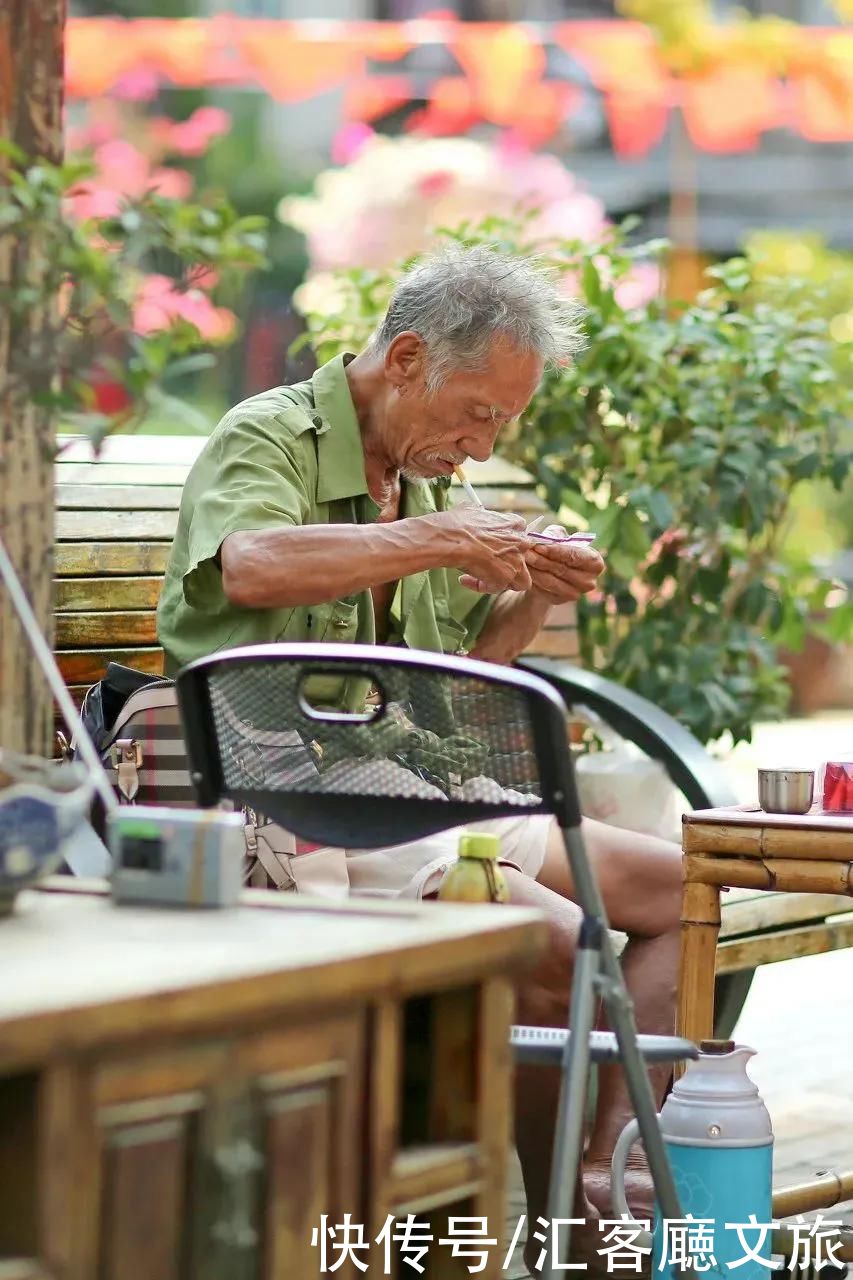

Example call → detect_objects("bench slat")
56 436 537 485
57 510 178 541
56 494 544 542
56 543 170 576
54 613 572 656
55 463 193 486
719 890 853 938
56 611 158 648
716 917 853 973
57 435 207 464
57 485 183 511
57 648 165 686
56 577 162 611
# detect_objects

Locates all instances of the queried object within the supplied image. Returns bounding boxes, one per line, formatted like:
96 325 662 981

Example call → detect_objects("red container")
821 761 853 813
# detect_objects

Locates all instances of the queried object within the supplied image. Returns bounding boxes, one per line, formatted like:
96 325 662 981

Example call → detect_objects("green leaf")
617 508 653 562
587 505 622 548
144 388 213 435
163 353 218 380
582 258 602 309
812 600 853 645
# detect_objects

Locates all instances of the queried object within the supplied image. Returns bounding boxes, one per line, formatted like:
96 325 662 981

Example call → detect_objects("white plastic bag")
574 713 683 844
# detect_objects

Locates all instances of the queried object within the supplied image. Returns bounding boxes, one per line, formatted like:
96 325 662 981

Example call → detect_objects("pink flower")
148 167 193 200
416 170 456 200
112 67 160 103
532 193 607 243
133 274 235 342
65 182 122 222
331 122 375 166
93 139 150 197
166 107 231 157
614 262 661 311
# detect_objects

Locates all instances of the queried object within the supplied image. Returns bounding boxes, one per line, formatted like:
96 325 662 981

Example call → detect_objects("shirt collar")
311 353 370 504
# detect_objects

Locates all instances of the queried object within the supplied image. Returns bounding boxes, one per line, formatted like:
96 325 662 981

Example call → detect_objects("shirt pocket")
434 612 469 656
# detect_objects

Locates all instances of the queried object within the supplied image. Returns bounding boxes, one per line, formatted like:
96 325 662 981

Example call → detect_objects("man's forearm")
221 516 461 609
470 589 551 666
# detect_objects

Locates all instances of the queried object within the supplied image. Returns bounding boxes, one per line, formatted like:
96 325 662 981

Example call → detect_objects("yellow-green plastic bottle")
437 832 509 904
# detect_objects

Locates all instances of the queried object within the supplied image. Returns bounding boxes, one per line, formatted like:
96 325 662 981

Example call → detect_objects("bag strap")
244 808 297 890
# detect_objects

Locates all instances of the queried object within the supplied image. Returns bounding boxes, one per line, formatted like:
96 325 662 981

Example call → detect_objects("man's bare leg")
504 817 682 1266
499 868 582 1247
538 817 682 1220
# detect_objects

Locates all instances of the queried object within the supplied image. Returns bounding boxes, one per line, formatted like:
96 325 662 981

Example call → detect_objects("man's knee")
573 821 684 939
503 867 580 1026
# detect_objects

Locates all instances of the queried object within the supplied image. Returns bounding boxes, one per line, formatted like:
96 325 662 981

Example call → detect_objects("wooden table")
0 880 546 1280
679 805 853 1046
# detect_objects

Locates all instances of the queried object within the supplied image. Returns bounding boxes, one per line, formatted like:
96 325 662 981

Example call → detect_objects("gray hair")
368 243 587 393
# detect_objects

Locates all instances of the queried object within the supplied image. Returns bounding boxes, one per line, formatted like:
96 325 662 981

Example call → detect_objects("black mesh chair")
176 642 695 1270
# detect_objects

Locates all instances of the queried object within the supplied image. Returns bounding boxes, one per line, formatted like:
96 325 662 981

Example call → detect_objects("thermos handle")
610 1117 642 1221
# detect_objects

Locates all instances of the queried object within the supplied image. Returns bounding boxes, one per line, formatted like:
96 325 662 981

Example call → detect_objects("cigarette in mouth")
453 464 484 507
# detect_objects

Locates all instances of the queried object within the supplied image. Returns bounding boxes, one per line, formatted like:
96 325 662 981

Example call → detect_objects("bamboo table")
679 804 853 1045
679 805 853 1227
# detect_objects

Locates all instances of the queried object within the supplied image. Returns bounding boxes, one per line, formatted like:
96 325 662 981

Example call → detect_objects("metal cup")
757 768 815 815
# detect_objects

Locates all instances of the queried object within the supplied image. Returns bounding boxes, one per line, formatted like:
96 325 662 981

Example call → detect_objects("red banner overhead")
65 17 853 155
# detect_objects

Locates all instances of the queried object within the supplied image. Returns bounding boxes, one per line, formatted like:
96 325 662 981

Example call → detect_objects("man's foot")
523 1199 653 1277
523 1194 604 1276
583 1153 655 1224
521 1165 655 1276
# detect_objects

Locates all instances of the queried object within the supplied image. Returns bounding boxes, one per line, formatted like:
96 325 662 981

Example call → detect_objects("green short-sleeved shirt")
156 353 495 677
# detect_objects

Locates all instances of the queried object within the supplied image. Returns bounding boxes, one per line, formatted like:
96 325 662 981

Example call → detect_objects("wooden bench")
53 434 853 1037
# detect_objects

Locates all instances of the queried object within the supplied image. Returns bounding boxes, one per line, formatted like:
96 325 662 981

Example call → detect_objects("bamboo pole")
677 878 721 1063
773 1169 853 1219
772 1226 853 1265
684 855 853 896
684 822 853 861
716 918 853 973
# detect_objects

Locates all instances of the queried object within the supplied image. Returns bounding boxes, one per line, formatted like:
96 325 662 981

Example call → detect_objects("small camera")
108 806 245 908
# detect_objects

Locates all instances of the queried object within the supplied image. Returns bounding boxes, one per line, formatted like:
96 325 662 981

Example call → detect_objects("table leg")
678 874 722 1052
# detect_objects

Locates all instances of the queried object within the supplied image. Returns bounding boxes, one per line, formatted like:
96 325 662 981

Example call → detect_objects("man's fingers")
531 571 575 600
460 549 531 595
527 542 604 573
459 573 509 594
531 567 599 600
511 561 533 593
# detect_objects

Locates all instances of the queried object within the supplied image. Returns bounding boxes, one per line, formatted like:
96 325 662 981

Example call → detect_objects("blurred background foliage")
293 213 852 745
54 0 853 736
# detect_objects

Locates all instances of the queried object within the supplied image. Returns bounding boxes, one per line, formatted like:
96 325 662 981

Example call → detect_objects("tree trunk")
0 1 66 757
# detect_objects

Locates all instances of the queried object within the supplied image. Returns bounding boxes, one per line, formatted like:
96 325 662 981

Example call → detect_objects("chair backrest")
176 643 582 848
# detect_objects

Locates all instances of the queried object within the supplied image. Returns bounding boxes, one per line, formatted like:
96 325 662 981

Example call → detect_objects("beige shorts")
345 813 554 900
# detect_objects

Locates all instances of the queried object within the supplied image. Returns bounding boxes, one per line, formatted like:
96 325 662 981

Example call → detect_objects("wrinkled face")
382 332 543 481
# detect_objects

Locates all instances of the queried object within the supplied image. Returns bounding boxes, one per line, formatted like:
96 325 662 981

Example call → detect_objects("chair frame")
177 643 693 1275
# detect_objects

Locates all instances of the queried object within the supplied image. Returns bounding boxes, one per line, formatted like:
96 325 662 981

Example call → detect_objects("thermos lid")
458 832 500 860
661 1043 774 1146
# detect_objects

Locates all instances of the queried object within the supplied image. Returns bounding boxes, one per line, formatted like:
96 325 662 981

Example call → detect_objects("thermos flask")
611 1040 774 1280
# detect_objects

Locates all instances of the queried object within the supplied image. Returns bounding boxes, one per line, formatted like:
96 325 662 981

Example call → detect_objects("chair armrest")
516 656 738 812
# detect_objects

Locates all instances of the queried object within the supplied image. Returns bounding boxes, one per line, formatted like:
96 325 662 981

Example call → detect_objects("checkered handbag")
69 663 349 896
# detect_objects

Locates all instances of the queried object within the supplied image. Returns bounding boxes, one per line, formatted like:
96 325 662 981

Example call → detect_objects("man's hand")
524 527 605 604
439 505 533 594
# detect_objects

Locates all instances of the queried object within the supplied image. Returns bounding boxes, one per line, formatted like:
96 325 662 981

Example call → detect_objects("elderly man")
158 244 681 1258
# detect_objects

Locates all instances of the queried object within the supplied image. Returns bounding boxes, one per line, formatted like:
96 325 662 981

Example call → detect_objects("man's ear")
384 331 425 389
